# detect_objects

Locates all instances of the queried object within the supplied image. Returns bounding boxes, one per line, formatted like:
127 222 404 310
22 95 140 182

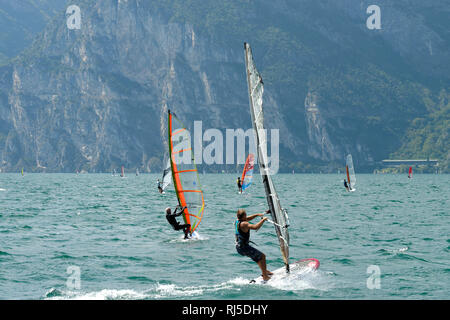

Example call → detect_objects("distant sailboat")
345 154 356 192
168 110 205 234
240 153 255 193
160 158 172 193
408 166 413 179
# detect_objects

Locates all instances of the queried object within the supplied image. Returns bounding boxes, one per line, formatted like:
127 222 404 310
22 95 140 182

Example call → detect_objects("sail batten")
244 42 290 272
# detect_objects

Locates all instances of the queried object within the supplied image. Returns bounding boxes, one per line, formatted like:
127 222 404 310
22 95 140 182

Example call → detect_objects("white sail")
244 42 290 272
346 154 356 190
161 158 172 191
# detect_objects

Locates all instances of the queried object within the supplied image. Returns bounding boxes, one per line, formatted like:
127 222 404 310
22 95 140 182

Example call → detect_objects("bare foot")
267 270 274 275
262 274 271 281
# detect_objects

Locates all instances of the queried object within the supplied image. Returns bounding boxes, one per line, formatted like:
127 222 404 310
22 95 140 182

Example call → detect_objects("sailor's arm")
246 210 270 221
246 214 262 221
247 217 268 231
174 206 187 216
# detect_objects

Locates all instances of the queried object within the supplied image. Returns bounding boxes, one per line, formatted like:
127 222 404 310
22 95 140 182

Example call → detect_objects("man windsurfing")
344 179 349 192
237 177 242 193
166 206 191 239
235 209 273 281
157 179 163 194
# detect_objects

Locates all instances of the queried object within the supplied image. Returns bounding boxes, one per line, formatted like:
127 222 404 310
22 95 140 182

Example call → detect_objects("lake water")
0 173 448 299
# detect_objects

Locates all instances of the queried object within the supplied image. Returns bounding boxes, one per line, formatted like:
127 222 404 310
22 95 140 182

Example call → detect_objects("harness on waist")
235 220 256 246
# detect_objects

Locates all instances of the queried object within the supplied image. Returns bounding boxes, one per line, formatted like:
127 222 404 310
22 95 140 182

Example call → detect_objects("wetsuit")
237 178 242 193
166 207 190 238
157 181 163 193
344 180 349 190
235 220 262 262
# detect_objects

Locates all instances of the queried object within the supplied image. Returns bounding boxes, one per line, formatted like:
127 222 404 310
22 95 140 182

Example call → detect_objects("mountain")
0 0 448 173
0 0 68 66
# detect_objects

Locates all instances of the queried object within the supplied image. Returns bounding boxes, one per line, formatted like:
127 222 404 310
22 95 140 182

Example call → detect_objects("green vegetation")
391 89 450 172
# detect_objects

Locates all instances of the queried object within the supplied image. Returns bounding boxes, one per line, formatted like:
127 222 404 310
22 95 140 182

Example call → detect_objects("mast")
244 42 290 272
346 165 350 186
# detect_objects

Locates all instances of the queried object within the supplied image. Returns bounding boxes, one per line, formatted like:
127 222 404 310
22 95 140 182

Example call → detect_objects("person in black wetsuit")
157 179 163 194
237 177 242 193
165 206 191 239
235 208 273 281
344 179 349 192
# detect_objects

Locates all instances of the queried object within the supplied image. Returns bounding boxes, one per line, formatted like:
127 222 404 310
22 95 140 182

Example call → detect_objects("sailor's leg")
256 254 271 281
181 224 191 238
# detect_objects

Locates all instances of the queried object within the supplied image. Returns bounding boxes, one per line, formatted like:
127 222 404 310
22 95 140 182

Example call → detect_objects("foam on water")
44 271 334 300
250 269 333 292
46 288 148 300
169 231 209 243
45 280 242 300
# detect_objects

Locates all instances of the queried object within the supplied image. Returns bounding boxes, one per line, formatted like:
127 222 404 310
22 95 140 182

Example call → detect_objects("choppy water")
0 173 448 299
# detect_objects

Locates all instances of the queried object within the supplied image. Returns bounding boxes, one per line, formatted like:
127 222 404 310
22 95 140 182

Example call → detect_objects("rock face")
0 0 448 172
0 0 66 65
304 91 338 161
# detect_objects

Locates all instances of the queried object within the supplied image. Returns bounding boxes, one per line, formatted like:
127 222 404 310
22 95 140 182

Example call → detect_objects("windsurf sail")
241 154 255 192
168 110 205 233
244 42 290 272
346 154 356 190
121 166 125 177
408 166 413 178
161 158 172 191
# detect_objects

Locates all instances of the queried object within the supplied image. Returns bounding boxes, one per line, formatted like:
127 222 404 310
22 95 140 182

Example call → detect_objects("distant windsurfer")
165 206 191 239
344 179 349 192
157 179 163 194
237 177 242 193
235 209 273 281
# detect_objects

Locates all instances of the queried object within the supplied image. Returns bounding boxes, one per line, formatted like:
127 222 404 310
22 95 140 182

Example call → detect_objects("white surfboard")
250 258 320 284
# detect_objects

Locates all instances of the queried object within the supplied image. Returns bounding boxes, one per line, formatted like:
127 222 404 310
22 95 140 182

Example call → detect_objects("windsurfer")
235 209 273 281
344 179 349 192
157 179 163 193
165 206 191 239
237 177 242 193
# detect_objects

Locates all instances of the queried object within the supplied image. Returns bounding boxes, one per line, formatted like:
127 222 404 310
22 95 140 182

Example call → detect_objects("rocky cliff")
0 0 448 172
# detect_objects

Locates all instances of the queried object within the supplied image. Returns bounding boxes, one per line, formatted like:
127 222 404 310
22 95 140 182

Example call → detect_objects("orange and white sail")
168 110 205 233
